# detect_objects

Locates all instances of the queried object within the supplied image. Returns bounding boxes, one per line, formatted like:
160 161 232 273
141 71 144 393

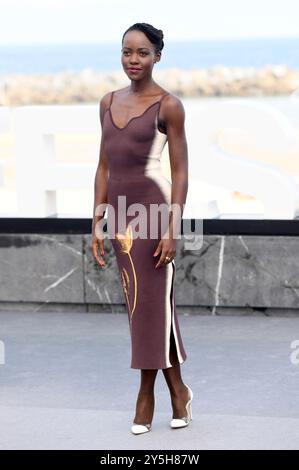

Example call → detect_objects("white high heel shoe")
131 422 152 435
170 384 193 429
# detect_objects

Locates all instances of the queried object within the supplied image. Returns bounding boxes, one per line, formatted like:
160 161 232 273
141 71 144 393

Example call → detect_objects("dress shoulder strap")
109 90 114 109
157 92 170 111
160 91 170 102
157 92 170 125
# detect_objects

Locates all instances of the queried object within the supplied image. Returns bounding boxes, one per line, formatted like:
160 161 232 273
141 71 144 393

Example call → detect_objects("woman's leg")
133 369 158 424
162 329 189 418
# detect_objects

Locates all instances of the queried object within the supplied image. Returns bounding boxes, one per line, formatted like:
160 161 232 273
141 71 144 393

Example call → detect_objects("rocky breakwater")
1 65 299 105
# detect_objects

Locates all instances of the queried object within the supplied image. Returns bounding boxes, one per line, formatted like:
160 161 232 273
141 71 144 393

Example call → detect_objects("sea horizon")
1 36 299 76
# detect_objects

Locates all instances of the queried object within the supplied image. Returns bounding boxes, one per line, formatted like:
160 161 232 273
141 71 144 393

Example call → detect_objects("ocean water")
0 37 299 75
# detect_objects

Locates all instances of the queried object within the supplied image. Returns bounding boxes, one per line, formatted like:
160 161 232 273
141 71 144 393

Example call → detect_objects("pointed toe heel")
169 384 193 429
131 422 152 434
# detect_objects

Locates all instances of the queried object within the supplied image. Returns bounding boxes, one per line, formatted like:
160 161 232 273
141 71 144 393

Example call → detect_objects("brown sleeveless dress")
102 90 187 369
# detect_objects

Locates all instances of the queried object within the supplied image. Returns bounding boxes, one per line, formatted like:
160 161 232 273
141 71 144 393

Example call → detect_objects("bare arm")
153 94 189 268
164 95 189 239
91 92 111 267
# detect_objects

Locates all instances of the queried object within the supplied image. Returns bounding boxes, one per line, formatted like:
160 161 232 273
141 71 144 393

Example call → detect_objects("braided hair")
122 23 164 54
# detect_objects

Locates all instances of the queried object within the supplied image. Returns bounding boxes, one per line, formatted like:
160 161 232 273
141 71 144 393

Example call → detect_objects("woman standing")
91 23 193 434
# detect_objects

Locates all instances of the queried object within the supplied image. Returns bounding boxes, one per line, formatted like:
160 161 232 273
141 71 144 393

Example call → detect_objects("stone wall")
0 233 298 315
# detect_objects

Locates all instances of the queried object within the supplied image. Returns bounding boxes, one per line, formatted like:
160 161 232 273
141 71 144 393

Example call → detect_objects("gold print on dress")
121 269 130 315
123 267 130 289
115 224 137 323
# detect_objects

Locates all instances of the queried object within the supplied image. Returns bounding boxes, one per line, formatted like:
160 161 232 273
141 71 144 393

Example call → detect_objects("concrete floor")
0 311 299 450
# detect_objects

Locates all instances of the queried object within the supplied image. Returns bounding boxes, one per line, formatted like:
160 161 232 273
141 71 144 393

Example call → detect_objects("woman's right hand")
91 232 106 268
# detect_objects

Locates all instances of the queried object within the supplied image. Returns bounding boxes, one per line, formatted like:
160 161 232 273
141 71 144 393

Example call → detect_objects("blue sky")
1 0 299 45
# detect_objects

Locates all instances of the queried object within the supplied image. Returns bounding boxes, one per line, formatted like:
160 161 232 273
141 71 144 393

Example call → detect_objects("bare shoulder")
163 92 185 114
99 91 113 110
99 90 114 124
115 86 130 94
160 92 185 127
100 86 130 107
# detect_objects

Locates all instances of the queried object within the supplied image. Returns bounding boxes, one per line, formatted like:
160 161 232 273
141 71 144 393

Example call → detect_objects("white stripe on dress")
144 123 184 367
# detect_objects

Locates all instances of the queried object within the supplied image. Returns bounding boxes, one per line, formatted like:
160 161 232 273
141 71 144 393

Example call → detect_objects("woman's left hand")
153 236 176 268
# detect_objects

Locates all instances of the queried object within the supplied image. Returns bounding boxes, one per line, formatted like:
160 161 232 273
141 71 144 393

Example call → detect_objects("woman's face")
121 30 160 80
